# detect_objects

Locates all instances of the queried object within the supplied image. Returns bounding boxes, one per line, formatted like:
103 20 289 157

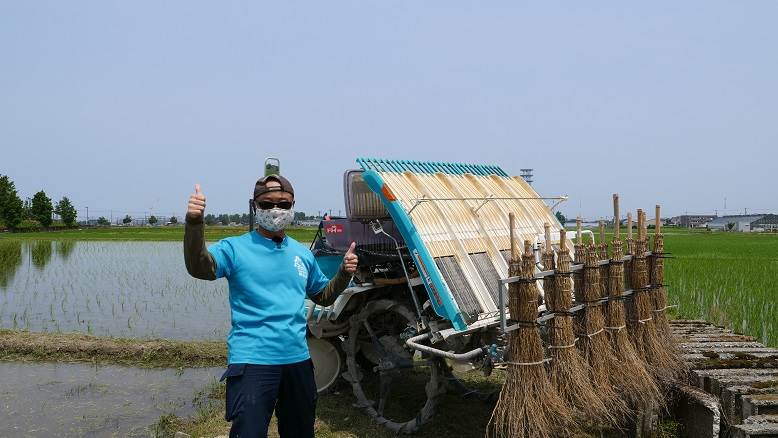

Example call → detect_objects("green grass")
574 227 778 347
0 225 318 242
662 230 778 347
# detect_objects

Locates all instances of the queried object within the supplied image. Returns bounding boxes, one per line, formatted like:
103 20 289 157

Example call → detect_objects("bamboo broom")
546 228 610 424
605 197 661 410
488 217 574 438
578 243 628 425
630 209 680 387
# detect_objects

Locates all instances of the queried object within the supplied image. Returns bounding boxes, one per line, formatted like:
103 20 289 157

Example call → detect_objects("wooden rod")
576 216 582 244
638 209 645 240
560 228 567 252
599 220 605 244
509 212 517 261
613 193 620 239
544 222 552 254
655 204 661 234
627 211 633 240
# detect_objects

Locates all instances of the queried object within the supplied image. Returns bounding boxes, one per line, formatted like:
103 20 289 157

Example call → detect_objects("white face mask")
256 207 294 232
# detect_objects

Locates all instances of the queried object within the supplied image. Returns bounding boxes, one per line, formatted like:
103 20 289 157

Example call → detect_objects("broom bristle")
627 218 683 388
488 243 575 438
648 233 687 383
545 238 611 425
605 238 662 410
577 245 629 425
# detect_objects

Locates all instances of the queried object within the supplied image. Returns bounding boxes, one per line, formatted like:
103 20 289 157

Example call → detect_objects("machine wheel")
307 337 343 394
342 299 445 435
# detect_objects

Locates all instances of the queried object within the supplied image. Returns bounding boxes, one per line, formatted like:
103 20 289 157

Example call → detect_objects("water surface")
0 240 230 340
0 361 222 437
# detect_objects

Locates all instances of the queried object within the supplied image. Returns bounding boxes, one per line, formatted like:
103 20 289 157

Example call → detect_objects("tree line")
0 174 77 230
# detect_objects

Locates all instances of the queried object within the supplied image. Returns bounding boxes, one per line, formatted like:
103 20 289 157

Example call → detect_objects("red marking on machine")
413 249 443 306
325 224 344 234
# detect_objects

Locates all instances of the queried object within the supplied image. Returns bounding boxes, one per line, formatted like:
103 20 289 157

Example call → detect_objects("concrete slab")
674 384 721 438
743 394 778 419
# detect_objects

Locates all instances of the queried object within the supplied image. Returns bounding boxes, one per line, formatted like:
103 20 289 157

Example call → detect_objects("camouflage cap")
254 174 294 199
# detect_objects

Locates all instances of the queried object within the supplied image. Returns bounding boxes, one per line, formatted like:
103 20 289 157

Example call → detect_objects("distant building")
671 215 717 228
706 214 778 232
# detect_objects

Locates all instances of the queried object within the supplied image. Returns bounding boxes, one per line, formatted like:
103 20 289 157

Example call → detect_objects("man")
184 175 357 438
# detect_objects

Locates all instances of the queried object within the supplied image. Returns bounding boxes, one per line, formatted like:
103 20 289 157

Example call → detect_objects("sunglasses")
256 200 293 210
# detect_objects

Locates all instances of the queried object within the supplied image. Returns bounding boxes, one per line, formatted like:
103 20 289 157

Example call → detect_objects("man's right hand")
187 184 206 220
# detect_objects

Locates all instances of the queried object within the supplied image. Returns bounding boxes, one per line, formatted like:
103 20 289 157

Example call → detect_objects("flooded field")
0 240 230 340
0 361 222 437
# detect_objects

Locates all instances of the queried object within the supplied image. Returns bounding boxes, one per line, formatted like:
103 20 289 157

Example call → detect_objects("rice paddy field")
0 225 774 436
589 227 777 347
0 226 775 346
660 228 777 347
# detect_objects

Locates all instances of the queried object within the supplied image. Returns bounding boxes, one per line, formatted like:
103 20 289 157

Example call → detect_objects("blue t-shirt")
207 231 331 365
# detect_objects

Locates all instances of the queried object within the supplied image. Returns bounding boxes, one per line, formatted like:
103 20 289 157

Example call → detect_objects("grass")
0 225 319 242
573 227 778 347
151 372 640 438
0 329 226 368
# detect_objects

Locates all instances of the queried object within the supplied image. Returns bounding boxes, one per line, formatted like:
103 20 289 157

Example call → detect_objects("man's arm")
310 267 351 307
183 184 217 280
309 242 358 306
184 215 217 280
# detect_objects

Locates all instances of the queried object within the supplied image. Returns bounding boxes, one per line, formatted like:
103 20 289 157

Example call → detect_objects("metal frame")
406 195 569 216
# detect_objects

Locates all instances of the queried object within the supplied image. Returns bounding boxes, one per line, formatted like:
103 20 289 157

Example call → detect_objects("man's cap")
254 174 294 199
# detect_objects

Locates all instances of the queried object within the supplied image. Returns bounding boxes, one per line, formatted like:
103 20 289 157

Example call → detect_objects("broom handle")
637 209 642 241
544 222 552 254
613 194 620 239
576 216 582 245
627 212 633 240
599 220 605 245
509 212 517 261
560 228 567 253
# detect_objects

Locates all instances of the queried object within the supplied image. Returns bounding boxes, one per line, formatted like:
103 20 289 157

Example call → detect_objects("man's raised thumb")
195 183 202 194
346 242 356 255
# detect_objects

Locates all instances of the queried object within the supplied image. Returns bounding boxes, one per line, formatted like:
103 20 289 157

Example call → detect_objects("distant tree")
229 213 241 224
204 214 217 226
54 196 77 226
219 214 230 226
122 215 133 225
555 211 567 224
148 215 158 225
30 191 53 227
22 198 34 220
97 216 110 226
294 211 306 221
240 213 250 225
169 216 178 224
0 175 24 229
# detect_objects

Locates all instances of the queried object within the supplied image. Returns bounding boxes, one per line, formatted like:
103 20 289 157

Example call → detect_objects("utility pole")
86 206 89 224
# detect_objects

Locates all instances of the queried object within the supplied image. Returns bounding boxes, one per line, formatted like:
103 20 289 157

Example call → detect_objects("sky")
2 1 776 222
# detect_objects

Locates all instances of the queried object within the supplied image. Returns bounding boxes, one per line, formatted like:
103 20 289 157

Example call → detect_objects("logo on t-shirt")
294 256 308 280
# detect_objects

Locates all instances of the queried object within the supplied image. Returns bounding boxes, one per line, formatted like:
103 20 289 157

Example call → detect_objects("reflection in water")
0 361 223 437
0 240 22 288
56 240 77 261
1 240 230 340
31 240 53 270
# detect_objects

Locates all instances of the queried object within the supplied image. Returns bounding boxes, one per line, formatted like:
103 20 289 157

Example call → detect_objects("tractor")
257 158 572 434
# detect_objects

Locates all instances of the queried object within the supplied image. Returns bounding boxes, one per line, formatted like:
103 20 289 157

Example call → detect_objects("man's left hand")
342 242 358 274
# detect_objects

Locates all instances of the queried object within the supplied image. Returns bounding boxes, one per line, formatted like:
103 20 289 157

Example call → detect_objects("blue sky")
2 2 776 221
